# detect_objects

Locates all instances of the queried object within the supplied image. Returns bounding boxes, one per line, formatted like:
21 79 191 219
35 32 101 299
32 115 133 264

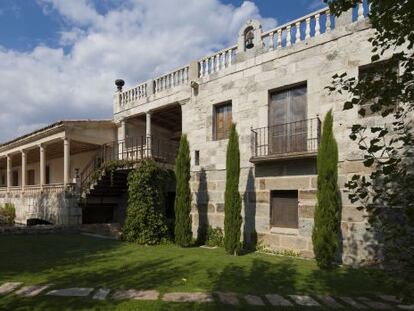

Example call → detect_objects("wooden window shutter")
271 190 298 228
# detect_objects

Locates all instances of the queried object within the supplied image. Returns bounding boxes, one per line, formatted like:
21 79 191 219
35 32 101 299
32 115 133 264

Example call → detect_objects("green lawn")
0 234 394 310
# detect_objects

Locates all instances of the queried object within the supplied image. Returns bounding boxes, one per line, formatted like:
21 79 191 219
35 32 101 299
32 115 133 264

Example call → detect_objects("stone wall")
0 186 82 225
114 17 391 265
183 20 377 265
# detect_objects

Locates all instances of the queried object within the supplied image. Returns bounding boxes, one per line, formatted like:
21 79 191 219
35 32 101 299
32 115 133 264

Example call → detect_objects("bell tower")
237 19 263 60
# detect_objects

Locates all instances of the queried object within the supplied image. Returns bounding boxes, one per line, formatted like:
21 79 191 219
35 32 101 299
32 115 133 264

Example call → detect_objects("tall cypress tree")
224 123 242 255
174 134 192 247
312 110 341 269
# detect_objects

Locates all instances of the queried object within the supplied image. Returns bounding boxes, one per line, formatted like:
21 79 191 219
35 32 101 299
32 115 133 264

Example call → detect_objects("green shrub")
0 203 16 226
123 160 169 245
312 110 341 269
224 123 242 255
206 226 224 247
174 135 193 247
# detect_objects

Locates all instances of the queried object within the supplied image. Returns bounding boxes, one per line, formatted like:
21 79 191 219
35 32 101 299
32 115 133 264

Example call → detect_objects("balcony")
250 118 321 163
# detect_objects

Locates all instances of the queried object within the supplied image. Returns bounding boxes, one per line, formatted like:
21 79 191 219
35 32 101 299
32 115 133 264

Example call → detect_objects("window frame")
358 59 399 118
270 190 299 229
213 101 232 141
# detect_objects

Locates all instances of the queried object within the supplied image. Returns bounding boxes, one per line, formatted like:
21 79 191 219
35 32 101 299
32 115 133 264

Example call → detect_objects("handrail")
251 118 321 158
79 136 179 194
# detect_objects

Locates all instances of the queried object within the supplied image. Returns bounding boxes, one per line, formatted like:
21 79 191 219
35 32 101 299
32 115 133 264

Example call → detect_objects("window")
270 190 298 229
269 84 307 153
194 150 200 166
1 174 5 186
28 170 35 185
12 170 18 187
46 166 50 184
358 60 398 117
213 102 232 140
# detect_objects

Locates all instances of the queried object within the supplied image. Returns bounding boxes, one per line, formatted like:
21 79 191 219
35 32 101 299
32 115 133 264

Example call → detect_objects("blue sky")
0 0 326 143
0 0 326 52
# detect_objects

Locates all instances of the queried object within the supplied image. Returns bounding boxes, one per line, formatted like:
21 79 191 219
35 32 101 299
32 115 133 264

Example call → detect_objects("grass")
0 234 394 310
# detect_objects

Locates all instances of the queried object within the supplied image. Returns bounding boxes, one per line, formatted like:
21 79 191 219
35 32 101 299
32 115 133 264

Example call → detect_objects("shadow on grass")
0 234 394 310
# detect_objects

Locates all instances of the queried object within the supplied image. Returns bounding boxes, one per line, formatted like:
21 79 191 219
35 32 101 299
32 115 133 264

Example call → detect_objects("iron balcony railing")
80 136 179 193
251 118 321 159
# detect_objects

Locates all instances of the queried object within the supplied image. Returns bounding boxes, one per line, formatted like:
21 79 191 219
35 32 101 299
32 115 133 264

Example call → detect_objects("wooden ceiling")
134 104 182 133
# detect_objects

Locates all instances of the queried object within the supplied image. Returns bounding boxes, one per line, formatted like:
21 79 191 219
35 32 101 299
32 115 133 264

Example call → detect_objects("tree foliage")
123 160 169 245
224 123 242 255
312 110 341 270
325 0 414 302
174 135 193 247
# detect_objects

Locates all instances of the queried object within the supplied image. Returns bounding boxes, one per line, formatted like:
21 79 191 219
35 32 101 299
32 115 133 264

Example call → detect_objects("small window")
271 190 298 229
194 150 200 166
213 102 232 140
12 170 19 187
358 60 398 117
46 166 50 184
28 170 35 185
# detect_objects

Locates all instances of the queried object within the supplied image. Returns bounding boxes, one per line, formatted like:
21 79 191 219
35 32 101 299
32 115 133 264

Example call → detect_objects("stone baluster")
215 54 220 72
268 32 274 50
295 22 301 43
277 29 282 48
326 10 331 32
358 1 365 21
315 13 321 36
305 17 311 39
286 25 292 46
220 52 225 69
228 50 232 66
200 60 204 77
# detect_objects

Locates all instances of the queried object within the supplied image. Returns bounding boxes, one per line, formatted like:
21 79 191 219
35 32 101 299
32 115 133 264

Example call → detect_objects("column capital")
145 110 153 115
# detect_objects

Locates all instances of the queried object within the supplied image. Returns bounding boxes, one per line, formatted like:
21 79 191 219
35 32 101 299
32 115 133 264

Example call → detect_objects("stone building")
0 2 390 264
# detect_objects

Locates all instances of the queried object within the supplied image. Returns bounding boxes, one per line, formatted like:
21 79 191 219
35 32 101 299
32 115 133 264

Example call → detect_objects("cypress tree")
174 134 193 247
312 110 341 269
224 123 242 255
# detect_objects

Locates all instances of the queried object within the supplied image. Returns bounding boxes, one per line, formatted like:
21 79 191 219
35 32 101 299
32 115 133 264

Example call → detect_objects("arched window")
244 27 254 50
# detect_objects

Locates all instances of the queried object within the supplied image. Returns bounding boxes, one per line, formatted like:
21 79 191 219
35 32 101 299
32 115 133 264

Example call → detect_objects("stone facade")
0 186 81 225
114 5 387 265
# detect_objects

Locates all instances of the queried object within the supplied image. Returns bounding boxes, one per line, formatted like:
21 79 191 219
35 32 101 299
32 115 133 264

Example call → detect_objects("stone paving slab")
358 297 392 309
92 288 111 300
47 288 94 297
215 292 239 305
265 294 293 306
289 295 320 307
398 305 414 310
379 295 402 304
244 295 265 306
162 292 213 303
339 297 368 309
0 282 22 295
112 289 159 301
15 284 51 297
316 296 344 308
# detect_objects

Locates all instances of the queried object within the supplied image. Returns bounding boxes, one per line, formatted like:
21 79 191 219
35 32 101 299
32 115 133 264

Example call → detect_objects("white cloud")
0 0 277 143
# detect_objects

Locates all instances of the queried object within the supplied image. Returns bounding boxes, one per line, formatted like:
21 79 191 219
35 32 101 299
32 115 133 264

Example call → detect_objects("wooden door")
269 85 307 154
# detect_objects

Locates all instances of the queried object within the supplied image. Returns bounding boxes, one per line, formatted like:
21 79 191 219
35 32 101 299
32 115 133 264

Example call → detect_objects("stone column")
39 144 46 189
63 138 70 187
336 8 353 28
21 150 26 191
118 119 126 160
146 112 152 157
6 155 11 191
